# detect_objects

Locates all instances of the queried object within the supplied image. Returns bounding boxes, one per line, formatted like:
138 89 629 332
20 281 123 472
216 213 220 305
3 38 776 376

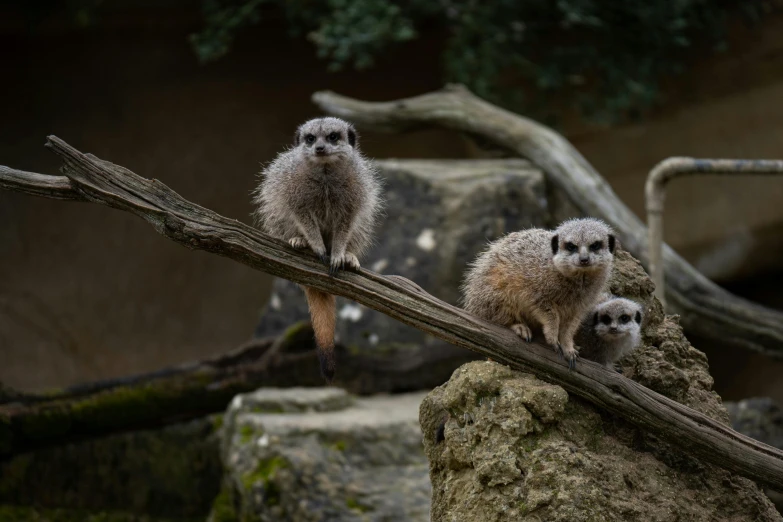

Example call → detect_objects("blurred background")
3 0 783 399
3 1 783 518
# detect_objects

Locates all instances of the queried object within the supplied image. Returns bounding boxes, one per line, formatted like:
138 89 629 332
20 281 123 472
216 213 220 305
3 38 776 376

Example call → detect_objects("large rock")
419 249 781 521
212 387 430 522
253 159 558 393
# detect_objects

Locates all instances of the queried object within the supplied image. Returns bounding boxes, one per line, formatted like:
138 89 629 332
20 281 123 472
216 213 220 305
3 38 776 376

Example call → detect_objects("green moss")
330 440 347 452
282 320 311 342
209 488 237 522
518 501 529 515
345 497 372 513
249 406 284 414
211 415 224 432
239 425 255 444
241 456 289 506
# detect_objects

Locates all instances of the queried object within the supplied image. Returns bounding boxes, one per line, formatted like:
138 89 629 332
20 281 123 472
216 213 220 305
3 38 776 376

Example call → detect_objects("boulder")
253 159 557 394
419 249 781 521
212 387 430 522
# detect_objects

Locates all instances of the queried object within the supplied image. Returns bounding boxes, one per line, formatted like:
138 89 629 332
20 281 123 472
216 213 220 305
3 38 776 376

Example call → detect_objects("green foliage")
191 0 770 122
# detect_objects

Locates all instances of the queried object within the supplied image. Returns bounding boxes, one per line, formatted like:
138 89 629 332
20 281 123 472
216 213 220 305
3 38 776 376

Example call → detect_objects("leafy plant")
190 0 773 123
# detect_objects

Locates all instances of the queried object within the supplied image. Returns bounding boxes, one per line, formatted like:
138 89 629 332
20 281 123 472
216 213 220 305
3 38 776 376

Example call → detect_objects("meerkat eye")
619 314 630 323
305 134 316 145
600 315 612 325
565 242 578 253
328 132 340 142
590 241 603 252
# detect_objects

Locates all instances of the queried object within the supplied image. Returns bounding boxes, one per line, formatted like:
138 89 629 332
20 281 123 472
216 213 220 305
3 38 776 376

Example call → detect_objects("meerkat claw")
344 252 361 271
510 323 533 342
289 237 309 249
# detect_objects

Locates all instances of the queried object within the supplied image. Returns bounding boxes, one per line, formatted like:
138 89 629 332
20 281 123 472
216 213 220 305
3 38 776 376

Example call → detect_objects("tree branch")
2 136 783 491
311 86 783 360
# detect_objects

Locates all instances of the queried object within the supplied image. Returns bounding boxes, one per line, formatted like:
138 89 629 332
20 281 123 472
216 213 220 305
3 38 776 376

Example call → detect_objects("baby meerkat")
576 297 643 370
253 117 383 382
461 218 616 368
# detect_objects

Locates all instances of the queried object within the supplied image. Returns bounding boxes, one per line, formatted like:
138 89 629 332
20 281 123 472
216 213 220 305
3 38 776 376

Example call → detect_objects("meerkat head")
591 297 642 340
551 218 616 276
294 117 358 165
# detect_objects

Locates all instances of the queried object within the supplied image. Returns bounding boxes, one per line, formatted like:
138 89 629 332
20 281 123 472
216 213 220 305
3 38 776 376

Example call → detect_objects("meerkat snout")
551 218 616 276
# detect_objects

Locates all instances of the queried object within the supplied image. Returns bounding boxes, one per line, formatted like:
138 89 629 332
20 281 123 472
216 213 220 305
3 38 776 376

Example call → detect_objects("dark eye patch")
619 314 630 323
590 241 603 252
565 242 578 253
305 134 316 144
328 132 340 142
600 315 612 325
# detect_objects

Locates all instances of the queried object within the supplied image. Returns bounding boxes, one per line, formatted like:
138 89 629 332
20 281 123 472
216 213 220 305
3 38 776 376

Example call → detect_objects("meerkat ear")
294 130 301 146
608 234 616 253
551 234 559 255
347 127 357 147
634 310 642 324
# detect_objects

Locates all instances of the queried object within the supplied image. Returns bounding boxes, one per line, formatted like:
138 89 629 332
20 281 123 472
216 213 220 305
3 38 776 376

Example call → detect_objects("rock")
253 159 555 393
726 397 783 450
213 387 430 522
420 250 781 521
0 416 222 520
725 397 783 511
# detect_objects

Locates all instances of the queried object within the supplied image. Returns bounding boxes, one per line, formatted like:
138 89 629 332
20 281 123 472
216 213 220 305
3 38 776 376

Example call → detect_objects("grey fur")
576 297 643 369
460 218 616 368
252 117 383 381
253 117 383 271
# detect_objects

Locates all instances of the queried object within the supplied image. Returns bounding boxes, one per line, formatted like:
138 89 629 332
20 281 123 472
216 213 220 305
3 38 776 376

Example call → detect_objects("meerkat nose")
315 146 326 154
579 257 590 266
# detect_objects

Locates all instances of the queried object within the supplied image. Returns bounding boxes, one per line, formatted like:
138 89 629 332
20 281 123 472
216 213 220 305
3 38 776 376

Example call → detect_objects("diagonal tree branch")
2 136 783 491
311 86 783 360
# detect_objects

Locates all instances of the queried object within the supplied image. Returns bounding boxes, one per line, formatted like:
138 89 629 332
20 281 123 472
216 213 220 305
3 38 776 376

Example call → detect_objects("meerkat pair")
253 117 382 383
461 218 642 369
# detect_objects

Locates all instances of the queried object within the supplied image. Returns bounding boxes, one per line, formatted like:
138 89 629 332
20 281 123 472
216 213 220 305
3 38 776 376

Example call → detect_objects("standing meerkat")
253 117 383 382
460 218 616 368
575 297 643 370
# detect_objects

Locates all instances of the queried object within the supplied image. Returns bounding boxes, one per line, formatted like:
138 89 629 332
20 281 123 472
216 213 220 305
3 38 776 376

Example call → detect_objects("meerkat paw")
289 237 309 249
343 252 361 271
557 343 579 370
510 323 533 343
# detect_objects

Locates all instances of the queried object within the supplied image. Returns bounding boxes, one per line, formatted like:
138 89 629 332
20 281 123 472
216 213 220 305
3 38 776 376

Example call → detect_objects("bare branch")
311 87 783 360
2 136 783 490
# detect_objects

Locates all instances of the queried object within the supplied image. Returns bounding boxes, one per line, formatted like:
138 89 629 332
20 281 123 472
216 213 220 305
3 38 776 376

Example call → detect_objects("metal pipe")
645 158 783 307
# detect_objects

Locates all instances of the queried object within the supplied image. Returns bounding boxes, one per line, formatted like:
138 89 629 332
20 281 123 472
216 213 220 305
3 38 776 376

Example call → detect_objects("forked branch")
311 86 783 359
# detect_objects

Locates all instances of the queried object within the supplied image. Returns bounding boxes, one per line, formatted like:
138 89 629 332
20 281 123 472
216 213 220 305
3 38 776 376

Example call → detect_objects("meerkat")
575 297 643 370
252 117 383 383
460 218 616 368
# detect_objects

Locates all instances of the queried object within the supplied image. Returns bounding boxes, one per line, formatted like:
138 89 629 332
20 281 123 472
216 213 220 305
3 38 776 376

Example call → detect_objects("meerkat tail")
303 287 337 383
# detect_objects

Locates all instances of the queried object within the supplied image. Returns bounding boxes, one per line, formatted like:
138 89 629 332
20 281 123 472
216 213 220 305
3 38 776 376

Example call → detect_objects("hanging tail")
303 287 337 383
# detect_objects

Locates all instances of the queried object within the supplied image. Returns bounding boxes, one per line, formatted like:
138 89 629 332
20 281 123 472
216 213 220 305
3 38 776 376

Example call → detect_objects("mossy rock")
420 249 781 521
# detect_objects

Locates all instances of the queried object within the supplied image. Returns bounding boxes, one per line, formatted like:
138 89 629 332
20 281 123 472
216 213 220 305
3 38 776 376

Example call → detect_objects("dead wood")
311 86 783 360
